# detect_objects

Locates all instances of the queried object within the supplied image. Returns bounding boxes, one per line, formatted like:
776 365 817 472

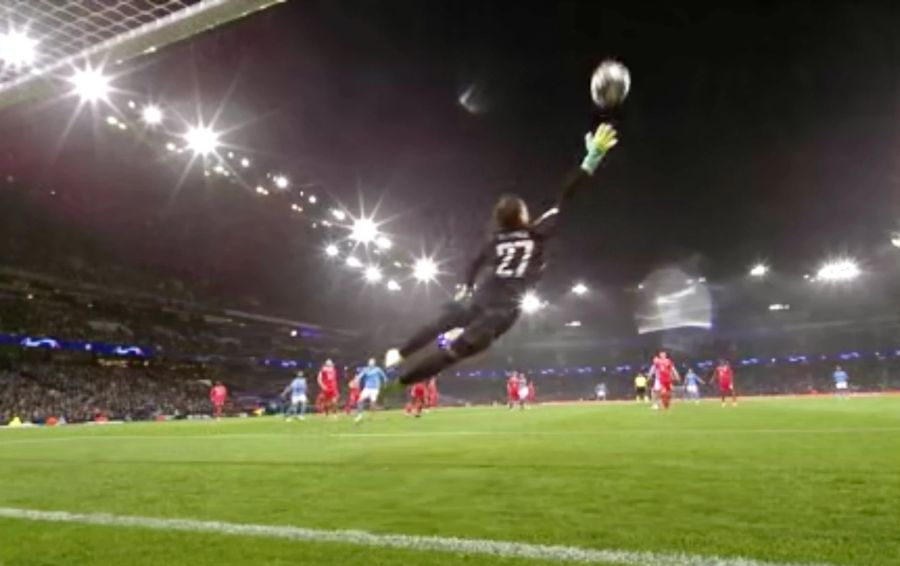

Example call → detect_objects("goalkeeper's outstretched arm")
533 123 618 233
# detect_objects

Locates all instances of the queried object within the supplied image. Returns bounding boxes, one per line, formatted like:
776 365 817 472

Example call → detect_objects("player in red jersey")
506 372 520 409
649 351 680 410
526 380 535 403
714 360 737 407
426 377 439 410
344 375 361 414
406 382 428 417
316 360 339 416
209 381 227 420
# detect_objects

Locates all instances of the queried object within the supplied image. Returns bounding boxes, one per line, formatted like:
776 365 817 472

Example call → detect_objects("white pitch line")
0 507 835 566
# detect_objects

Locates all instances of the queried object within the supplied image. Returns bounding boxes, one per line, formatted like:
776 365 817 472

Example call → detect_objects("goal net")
0 0 284 109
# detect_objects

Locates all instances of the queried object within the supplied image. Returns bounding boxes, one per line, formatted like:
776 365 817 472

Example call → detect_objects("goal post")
0 0 286 110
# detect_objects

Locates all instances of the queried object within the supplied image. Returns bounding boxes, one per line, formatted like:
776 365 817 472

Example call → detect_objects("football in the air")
590 60 631 109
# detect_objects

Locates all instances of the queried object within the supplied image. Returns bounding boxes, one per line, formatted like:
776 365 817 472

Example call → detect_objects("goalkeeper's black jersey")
465 168 590 308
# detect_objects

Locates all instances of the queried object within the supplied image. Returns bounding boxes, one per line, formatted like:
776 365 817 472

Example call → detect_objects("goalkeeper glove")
580 123 618 175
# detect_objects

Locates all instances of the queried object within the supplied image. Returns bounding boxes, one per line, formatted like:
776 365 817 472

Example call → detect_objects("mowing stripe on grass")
0 507 835 566
2 427 900 447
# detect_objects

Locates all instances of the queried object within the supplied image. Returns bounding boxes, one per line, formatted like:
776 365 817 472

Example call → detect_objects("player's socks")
385 348 403 368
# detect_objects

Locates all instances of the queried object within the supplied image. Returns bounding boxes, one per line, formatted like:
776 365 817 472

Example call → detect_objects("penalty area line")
0 507 834 566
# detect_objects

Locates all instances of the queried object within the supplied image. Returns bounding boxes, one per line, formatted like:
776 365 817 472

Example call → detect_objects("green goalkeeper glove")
580 123 618 175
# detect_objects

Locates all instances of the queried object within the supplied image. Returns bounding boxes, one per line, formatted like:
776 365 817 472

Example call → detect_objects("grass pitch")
1 397 899 565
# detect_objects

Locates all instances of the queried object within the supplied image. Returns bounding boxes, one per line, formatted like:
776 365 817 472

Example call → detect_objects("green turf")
1 398 899 565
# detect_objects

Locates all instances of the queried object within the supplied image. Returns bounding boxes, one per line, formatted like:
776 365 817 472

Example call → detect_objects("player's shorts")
518 387 529 401
835 381 848 390
359 388 380 403
686 384 698 394
635 386 647 396
321 389 338 401
440 298 521 356
718 383 733 393
291 394 307 405
411 384 427 399
657 380 672 394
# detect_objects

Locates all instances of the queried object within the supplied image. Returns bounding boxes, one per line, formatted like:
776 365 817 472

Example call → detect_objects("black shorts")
635 386 647 396
443 299 520 354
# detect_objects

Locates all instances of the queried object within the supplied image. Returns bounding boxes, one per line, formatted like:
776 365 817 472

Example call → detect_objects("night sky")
3 1 900 329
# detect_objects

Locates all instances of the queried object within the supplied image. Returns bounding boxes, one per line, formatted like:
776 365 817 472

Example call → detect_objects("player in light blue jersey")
355 358 387 422
833 365 849 399
683 368 704 404
282 372 308 421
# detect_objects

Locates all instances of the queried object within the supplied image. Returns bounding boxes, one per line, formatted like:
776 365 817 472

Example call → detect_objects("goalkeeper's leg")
389 302 471 365
398 308 518 385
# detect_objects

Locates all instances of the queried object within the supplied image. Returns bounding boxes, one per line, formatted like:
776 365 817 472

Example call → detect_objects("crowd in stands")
0 273 329 360
0 363 212 424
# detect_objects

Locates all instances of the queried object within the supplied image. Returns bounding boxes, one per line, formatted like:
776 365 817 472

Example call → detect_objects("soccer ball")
590 60 631 109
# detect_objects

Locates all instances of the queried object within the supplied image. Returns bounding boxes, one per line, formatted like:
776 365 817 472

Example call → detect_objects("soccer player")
316 359 338 416
506 372 520 409
407 381 428 417
648 351 680 410
595 382 607 401
354 358 387 422
426 377 439 410
833 365 849 399
384 124 618 384
633 371 648 402
517 372 529 409
282 371 308 421
209 381 227 420
345 375 361 414
683 367 704 404
526 379 535 404
714 360 736 407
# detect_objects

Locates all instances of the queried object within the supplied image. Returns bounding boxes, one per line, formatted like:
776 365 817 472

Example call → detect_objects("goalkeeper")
386 124 619 384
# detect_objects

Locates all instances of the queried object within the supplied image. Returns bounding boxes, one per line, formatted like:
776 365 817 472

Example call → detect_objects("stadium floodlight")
70 67 110 102
289 329 298 337
325 244 339 257
184 124 219 156
768 303 791 311
521 291 544 314
0 31 37 68
345 256 362 269
105 115 118 126
141 104 163 125
387 279 402 292
309 195 317 204
891 233 900 248
413 257 438 282
565 320 582 327
273 174 289 189
240 157 250 168
816 259 860 282
376 236 393 250
332 209 347 221
749 264 768 278
255 186 269 196
350 218 378 244
364 265 383 283
571 283 588 295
